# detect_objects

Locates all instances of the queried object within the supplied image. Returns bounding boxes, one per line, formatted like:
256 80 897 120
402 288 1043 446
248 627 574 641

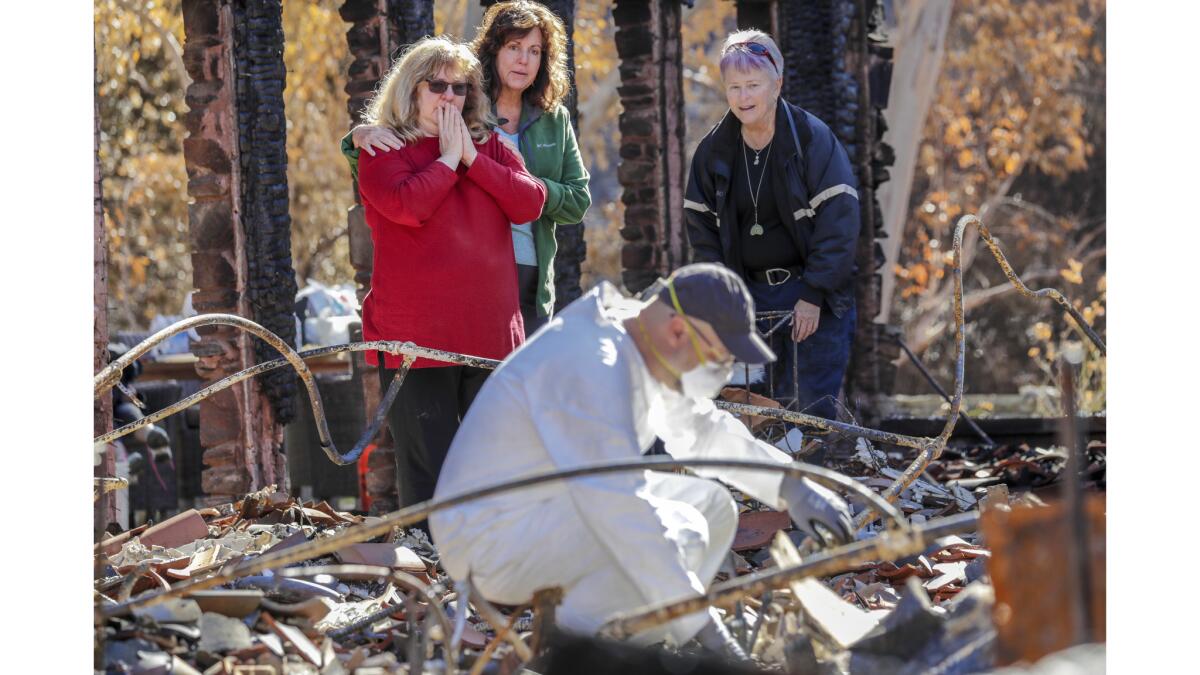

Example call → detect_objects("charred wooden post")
233 0 299 426
181 0 295 499
340 0 434 514
614 0 689 293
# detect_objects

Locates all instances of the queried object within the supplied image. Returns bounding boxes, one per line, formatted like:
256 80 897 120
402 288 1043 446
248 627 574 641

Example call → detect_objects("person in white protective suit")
429 263 853 655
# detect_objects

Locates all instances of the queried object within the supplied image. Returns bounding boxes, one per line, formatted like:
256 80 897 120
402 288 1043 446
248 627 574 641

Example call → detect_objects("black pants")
518 263 548 337
378 363 490 509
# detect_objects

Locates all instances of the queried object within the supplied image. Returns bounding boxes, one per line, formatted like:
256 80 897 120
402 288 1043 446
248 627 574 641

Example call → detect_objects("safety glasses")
726 41 778 73
425 79 470 96
682 316 735 368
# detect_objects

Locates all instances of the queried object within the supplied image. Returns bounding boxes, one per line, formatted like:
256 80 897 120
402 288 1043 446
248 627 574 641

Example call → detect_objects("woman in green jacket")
344 1 591 335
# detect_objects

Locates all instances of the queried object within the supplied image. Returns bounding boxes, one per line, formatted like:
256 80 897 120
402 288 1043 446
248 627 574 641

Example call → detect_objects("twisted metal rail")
101 457 907 618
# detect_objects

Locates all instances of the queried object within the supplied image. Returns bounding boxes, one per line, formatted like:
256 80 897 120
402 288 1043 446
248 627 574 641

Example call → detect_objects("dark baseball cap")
647 263 776 364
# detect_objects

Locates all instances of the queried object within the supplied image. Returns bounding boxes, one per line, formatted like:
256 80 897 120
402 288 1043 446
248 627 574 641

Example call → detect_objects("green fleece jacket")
341 102 591 318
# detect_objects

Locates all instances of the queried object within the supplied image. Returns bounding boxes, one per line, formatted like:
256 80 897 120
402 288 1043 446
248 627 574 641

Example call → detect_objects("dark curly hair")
471 1 571 112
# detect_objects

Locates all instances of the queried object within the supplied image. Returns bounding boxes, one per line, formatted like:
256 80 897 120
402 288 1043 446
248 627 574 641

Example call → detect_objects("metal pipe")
94 315 335 461
601 511 979 640
92 338 499 449
103 457 908 618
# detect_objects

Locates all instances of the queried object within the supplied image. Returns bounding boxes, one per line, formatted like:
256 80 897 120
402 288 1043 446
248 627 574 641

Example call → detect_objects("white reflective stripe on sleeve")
683 199 714 214
793 184 858 220
809 184 859 210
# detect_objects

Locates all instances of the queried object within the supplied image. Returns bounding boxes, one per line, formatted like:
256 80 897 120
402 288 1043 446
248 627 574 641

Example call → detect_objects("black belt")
747 265 803 286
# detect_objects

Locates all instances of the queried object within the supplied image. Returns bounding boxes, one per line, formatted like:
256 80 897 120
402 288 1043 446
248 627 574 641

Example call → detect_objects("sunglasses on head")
425 79 470 96
727 41 778 72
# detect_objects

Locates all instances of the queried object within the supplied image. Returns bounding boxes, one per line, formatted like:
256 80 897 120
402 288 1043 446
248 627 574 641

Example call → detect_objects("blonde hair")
364 36 495 144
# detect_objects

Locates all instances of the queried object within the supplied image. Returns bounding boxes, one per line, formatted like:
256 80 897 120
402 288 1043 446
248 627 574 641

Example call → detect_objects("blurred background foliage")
96 0 1104 407
891 0 1105 404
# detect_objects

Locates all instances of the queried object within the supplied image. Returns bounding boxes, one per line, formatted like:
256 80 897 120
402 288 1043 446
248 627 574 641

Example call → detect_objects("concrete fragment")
197 612 253 656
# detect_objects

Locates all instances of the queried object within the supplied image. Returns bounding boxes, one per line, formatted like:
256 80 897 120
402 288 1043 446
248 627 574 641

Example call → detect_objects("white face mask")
680 359 734 399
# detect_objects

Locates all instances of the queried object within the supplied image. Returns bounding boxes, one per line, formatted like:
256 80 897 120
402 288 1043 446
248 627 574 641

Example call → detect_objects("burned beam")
613 0 689 293
182 0 293 499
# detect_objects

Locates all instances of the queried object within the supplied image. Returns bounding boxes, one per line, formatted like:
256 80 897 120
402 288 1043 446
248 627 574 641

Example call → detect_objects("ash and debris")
95 429 1105 674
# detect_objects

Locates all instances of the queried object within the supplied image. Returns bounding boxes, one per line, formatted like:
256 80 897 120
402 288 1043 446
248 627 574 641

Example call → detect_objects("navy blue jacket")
684 98 861 318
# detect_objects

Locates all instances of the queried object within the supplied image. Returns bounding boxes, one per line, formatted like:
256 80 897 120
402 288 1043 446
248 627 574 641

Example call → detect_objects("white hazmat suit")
429 282 796 645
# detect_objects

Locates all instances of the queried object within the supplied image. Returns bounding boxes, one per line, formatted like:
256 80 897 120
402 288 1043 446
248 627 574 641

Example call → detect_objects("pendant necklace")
743 137 773 236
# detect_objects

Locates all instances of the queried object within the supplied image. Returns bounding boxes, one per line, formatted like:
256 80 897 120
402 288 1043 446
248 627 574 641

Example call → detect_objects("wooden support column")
340 0 434 514
844 0 900 418
182 0 294 500
614 0 688 293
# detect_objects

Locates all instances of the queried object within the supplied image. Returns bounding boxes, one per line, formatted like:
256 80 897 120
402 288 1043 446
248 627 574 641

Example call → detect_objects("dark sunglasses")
727 41 778 72
425 79 470 96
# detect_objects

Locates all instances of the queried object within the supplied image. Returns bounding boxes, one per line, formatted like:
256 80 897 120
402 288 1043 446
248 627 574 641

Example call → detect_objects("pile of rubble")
96 487 466 673
95 432 1105 674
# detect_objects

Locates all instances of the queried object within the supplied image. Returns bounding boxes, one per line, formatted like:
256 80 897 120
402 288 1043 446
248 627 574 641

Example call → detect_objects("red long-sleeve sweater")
358 134 546 368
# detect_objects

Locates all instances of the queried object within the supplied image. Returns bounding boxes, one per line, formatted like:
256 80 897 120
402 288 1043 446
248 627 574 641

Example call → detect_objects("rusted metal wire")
967 214 1106 354
102 457 908 618
600 511 979 640
713 400 930 450
93 341 486 462
278 565 457 674
94 477 129 502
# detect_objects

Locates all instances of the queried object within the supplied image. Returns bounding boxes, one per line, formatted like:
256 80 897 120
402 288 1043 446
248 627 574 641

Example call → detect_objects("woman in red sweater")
357 36 546 509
